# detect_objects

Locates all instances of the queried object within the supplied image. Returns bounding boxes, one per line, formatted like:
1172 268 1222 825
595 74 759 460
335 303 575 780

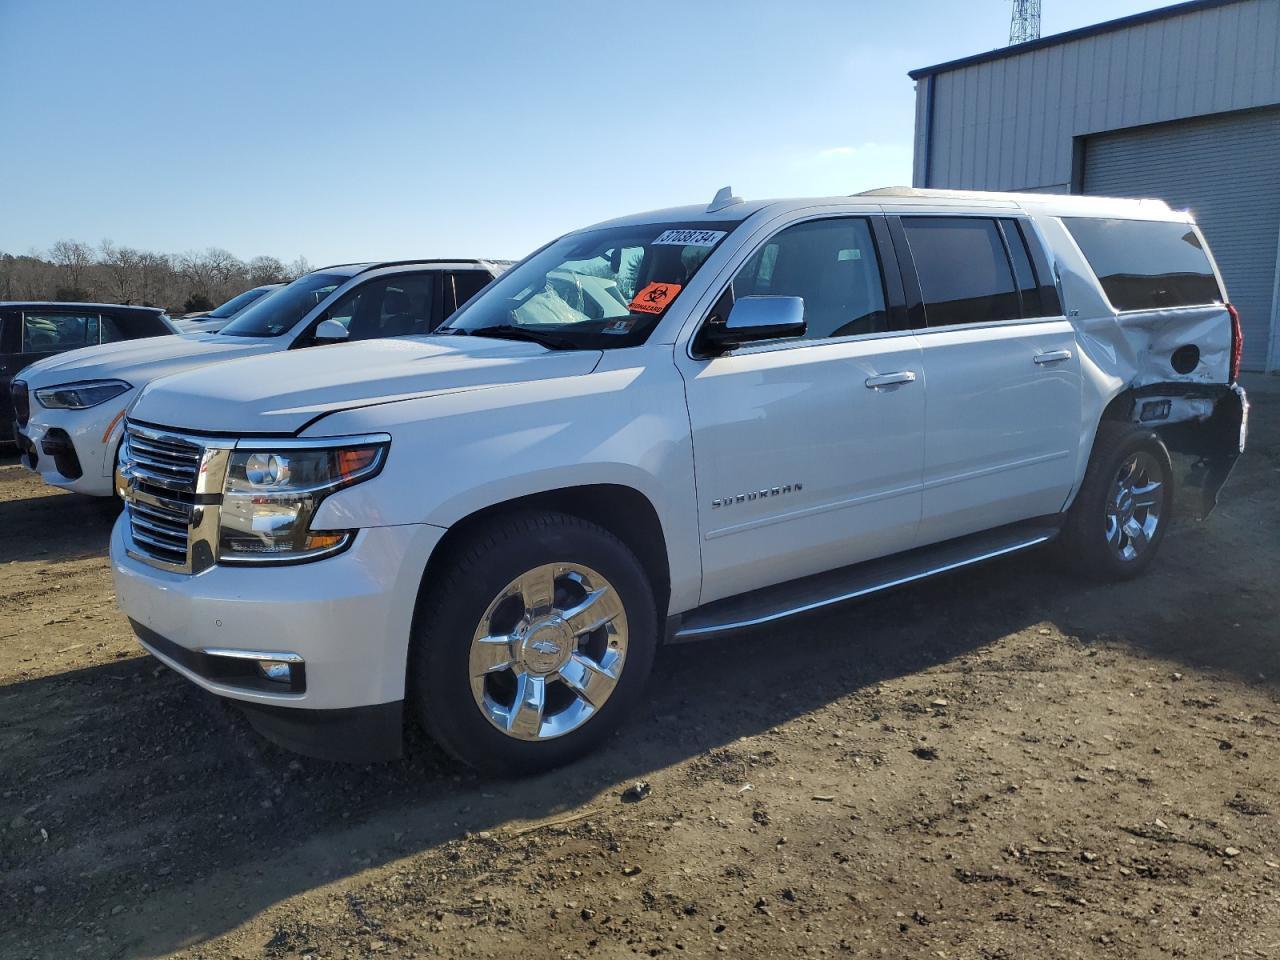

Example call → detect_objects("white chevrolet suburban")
110 188 1248 774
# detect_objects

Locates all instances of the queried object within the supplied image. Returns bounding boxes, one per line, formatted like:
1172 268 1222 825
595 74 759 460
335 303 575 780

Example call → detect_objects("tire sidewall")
1068 425 1174 580
414 514 657 775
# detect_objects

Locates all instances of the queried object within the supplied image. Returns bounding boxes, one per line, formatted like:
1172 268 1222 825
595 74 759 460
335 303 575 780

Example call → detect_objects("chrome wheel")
1104 450 1165 562
468 562 627 741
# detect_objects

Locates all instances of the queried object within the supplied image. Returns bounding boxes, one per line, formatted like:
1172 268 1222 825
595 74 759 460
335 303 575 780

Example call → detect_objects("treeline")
0 241 313 315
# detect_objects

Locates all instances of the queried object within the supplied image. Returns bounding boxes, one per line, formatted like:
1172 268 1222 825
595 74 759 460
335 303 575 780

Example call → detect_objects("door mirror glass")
705 296 806 353
312 318 349 344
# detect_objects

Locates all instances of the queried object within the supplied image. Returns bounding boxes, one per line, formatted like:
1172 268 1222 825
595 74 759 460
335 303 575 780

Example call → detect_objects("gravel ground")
1 382 1278 960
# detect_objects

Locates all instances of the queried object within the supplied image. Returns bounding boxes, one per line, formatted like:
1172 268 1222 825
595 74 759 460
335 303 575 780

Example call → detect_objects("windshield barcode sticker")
653 229 727 247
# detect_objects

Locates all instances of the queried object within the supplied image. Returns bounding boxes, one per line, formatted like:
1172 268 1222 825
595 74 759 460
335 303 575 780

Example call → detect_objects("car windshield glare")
439 222 738 348
204 287 269 320
219 273 346 337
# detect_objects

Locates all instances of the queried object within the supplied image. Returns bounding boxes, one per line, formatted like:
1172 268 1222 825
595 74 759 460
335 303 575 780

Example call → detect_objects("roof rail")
309 258 500 274
853 185 1172 212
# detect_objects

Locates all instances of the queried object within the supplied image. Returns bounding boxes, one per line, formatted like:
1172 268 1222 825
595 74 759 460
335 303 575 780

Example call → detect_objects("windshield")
201 286 271 320
439 222 738 349
219 273 346 337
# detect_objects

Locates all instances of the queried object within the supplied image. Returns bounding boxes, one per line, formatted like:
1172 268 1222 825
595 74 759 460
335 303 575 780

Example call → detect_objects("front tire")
411 511 658 775
1057 421 1173 581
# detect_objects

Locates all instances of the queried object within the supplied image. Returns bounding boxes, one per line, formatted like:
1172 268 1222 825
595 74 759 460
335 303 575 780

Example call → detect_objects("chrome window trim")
911 315 1073 337
716 325 919 358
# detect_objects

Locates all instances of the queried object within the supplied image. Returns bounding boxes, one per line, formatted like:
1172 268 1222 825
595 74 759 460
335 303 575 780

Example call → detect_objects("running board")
671 520 1061 641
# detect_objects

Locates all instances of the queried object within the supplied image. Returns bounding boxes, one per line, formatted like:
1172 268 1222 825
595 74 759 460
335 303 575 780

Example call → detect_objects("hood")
129 335 604 434
15 333 275 389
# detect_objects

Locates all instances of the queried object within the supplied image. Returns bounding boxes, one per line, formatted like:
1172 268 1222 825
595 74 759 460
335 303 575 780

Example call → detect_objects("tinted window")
1063 217 1222 311
903 218 1020 326
22 312 99 352
325 273 435 341
449 270 492 316
1001 219 1044 318
728 218 888 341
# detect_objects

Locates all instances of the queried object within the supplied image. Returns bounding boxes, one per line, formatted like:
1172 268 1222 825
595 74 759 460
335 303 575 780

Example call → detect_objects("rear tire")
1057 421 1173 581
410 510 657 776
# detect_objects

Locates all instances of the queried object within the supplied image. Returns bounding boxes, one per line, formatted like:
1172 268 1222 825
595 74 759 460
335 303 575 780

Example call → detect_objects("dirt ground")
2 382 1278 960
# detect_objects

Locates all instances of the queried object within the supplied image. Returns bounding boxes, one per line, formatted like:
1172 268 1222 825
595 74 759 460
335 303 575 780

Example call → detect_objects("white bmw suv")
110 188 1248 773
12 259 506 496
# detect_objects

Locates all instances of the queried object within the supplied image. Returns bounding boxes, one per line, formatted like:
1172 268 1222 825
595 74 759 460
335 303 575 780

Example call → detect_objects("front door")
895 215 1082 545
678 215 926 605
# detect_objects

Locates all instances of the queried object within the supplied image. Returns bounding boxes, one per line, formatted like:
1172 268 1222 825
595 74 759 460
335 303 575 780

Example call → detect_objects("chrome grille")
127 494 193 566
122 424 203 568
126 430 202 491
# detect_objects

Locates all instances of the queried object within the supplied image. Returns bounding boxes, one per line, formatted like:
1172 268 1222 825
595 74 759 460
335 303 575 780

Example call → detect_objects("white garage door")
1084 106 1280 372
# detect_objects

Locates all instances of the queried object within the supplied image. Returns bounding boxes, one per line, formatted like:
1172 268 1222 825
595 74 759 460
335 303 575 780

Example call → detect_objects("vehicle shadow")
0 478 120 564
2 542 1276 960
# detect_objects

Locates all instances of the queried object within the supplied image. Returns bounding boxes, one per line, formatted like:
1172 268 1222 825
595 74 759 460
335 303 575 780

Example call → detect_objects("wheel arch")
411 483 673 640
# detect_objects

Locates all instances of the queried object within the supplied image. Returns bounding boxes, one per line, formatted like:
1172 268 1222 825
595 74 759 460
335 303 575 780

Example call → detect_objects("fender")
302 356 703 614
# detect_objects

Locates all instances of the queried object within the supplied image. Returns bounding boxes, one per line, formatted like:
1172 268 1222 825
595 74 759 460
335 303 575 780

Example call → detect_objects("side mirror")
312 318 349 345
702 296 805 354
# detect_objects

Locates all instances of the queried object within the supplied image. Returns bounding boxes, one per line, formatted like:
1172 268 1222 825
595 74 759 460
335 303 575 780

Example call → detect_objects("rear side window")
1063 217 1222 311
902 218 1020 326
449 270 493 316
22 312 100 352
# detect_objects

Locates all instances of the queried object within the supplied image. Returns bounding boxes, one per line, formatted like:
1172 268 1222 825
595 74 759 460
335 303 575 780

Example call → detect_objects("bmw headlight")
34 379 132 410
218 438 389 563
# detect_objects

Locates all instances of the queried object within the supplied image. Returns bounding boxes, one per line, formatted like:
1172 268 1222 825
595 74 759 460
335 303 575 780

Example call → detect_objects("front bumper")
15 400 129 496
111 516 446 754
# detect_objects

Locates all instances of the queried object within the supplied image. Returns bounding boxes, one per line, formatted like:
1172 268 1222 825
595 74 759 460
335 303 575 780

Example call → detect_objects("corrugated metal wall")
915 0 1280 192
913 0 1280 370
1084 107 1280 370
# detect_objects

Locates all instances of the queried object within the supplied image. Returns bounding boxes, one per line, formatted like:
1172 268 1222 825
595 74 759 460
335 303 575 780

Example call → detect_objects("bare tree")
246 255 286 286
2 241 312 310
99 240 142 304
49 239 96 298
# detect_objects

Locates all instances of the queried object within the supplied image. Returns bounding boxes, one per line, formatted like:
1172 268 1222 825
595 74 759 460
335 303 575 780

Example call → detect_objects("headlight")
218 438 389 563
34 379 132 410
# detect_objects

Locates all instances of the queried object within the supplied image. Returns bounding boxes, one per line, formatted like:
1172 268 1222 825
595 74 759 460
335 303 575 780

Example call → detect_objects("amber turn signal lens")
304 532 347 551
336 447 379 479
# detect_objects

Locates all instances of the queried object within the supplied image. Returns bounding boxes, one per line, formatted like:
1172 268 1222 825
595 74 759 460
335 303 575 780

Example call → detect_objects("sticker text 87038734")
652 229 726 247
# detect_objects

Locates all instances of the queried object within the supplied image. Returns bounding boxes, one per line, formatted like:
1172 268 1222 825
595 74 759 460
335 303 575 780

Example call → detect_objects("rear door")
679 214 926 604
893 215 1081 545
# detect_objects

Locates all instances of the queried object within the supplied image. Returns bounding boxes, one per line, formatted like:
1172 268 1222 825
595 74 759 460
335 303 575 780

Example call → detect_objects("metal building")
909 0 1280 371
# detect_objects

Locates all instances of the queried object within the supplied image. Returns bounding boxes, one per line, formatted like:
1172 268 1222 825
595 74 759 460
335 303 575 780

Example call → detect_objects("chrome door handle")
865 371 917 389
1034 349 1072 365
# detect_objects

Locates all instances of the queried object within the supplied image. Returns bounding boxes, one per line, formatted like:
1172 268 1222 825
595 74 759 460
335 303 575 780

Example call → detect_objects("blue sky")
1 0 1170 265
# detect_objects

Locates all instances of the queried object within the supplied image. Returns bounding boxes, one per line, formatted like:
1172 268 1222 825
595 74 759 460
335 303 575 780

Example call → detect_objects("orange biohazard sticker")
628 281 682 316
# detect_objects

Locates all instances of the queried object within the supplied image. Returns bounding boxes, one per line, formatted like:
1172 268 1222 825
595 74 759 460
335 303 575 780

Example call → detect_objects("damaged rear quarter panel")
1036 215 1243 517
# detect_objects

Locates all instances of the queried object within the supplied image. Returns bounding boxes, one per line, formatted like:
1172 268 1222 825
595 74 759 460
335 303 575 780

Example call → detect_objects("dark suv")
2 302 174 447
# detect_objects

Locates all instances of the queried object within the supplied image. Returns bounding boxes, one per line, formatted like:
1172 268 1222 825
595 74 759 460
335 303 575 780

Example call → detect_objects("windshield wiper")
463 325 578 350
